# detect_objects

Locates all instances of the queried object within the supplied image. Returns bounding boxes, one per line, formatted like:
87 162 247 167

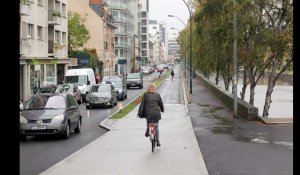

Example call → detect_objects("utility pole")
233 0 238 118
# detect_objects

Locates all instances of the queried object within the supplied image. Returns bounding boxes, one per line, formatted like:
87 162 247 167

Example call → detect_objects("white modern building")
138 0 149 66
168 38 180 62
104 0 137 75
20 0 69 101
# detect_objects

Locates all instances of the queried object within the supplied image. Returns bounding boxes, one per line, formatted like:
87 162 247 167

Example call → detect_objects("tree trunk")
240 69 248 100
249 84 256 105
262 60 277 117
215 67 220 85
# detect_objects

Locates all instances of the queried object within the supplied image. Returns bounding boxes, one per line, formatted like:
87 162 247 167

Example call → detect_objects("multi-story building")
138 0 149 66
69 0 106 77
168 38 181 62
104 0 137 75
20 0 69 101
89 1 117 77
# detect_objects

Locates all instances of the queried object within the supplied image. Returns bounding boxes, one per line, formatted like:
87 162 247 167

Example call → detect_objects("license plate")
31 125 47 130
131 84 136 86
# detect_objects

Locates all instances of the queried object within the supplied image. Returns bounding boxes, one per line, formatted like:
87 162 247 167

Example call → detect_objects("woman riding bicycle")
139 83 164 147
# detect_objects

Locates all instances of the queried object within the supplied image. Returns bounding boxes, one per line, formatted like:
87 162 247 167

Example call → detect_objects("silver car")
20 93 82 140
57 84 82 104
85 84 117 109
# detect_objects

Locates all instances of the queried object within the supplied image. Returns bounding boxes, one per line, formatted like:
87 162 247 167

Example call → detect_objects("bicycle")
148 122 158 152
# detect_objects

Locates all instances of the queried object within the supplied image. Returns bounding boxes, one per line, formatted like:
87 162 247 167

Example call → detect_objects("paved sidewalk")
39 104 209 175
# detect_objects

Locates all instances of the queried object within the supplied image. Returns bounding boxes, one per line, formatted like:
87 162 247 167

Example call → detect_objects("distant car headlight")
51 114 64 123
20 115 27 124
118 89 123 93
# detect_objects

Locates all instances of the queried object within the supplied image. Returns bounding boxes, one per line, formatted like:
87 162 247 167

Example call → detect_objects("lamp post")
171 27 187 78
180 0 192 94
233 0 238 118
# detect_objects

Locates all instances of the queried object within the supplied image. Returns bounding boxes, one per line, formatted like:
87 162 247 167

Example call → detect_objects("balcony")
48 10 62 25
20 38 32 55
20 3 31 16
48 40 66 57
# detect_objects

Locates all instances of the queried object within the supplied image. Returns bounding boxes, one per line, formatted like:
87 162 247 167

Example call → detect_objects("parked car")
85 84 117 109
126 73 143 89
57 84 82 104
106 77 127 100
20 93 82 140
36 85 58 94
156 66 164 74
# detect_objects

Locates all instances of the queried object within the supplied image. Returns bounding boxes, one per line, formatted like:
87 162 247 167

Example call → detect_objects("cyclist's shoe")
156 141 161 147
145 131 149 137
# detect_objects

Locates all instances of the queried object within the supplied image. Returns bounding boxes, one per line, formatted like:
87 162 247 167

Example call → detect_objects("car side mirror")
87 80 90 85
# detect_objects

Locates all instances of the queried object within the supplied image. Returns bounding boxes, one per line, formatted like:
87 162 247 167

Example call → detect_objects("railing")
48 10 62 25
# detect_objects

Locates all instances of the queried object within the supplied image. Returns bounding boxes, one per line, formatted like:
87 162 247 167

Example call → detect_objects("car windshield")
127 73 140 79
65 75 86 86
90 84 111 92
56 85 72 93
37 86 57 93
25 95 66 110
110 80 122 88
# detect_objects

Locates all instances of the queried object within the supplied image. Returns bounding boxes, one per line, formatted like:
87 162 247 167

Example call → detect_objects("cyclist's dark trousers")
146 118 159 142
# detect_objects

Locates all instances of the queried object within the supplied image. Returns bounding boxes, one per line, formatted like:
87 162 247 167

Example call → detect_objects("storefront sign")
28 58 58 65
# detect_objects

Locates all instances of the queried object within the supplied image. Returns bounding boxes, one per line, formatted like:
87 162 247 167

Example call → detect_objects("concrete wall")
195 72 259 120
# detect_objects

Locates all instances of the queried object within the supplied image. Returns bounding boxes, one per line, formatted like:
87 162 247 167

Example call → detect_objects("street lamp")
171 27 187 78
181 0 192 94
233 0 238 118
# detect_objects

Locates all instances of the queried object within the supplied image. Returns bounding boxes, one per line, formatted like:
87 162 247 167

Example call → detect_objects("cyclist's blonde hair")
148 83 156 93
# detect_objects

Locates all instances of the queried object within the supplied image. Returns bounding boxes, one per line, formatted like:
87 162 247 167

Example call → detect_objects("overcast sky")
149 0 189 39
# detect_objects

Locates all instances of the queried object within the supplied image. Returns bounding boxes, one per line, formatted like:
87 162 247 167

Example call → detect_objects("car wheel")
127 85 130 89
74 117 82 133
63 121 70 139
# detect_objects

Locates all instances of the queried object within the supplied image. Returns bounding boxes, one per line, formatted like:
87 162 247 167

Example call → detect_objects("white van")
64 68 96 102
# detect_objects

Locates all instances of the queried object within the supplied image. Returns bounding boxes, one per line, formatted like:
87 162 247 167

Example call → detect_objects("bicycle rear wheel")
151 139 155 152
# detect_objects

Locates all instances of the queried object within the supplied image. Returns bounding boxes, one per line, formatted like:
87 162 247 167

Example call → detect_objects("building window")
142 35 147 41
37 26 43 40
62 32 66 44
27 23 34 38
142 19 147 25
142 43 146 49
142 27 147 33
141 12 147 18
38 0 43 6
62 3 66 17
46 64 56 85
55 0 60 12
120 49 123 57
115 49 118 57
55 30 60 43
142 50 147 56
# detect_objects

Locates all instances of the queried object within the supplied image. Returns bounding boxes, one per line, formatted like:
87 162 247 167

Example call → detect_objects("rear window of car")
127 73 140 79
25 95 66 110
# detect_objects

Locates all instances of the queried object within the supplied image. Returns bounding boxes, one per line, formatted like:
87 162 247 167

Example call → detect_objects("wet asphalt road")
187 72 293 175
20 72 159 175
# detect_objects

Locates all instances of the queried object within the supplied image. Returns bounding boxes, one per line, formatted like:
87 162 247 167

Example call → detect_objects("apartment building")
89 0 117 77
168 38 181 62
104 0 137 75
20 0 69 101
138 0 149 66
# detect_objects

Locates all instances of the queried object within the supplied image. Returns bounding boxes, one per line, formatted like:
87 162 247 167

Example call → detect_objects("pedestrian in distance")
171 69 175 80
138 83 164 147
